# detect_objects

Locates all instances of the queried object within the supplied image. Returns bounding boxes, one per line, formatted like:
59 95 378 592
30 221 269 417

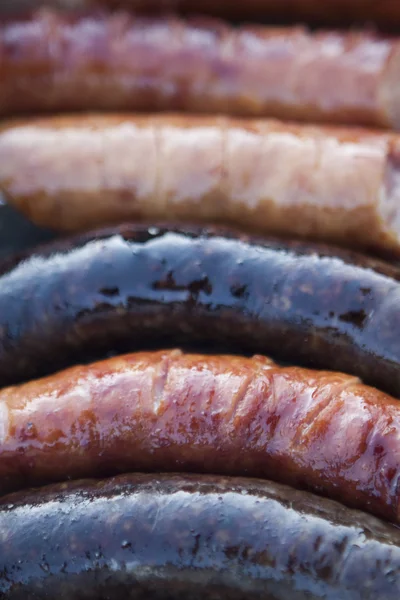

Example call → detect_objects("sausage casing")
2 348 400 524
1 473 400 599
1 11 400 128
0 225 399 396
3 114 400 255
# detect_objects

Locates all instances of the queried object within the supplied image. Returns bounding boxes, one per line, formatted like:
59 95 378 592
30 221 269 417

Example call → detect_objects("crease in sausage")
1 10 400 128
3 115 400 255
1 348 400 525
0 225 399 396
2 473 400 599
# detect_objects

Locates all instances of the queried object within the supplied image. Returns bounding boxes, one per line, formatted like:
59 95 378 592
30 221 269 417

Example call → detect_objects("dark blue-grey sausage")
1 473 400 599
0 224 400 395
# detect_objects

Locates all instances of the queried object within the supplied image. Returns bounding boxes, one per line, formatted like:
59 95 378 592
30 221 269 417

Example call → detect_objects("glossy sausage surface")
3 114 400 255
1 11 400 128
0 224 400 395
2 473 400 599
2 348 400 524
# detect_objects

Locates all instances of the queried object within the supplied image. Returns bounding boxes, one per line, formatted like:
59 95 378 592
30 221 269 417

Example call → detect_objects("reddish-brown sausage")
1 10 400 128
1 348 400 525
1 1 400 29
2 114 400 255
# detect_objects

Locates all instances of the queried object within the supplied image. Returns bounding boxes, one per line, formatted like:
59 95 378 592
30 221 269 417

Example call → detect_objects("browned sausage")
1 348 400 525
1 1 400 30
2 113 400 255
1 10 400 128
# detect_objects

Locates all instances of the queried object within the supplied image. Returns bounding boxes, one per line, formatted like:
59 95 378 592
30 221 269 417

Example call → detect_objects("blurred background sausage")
2 114 400 255
1 11 400 128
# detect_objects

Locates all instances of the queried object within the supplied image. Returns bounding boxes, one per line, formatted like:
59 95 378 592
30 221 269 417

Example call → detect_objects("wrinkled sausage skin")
0 225 399 396
1 349 400 524
1 473 400 599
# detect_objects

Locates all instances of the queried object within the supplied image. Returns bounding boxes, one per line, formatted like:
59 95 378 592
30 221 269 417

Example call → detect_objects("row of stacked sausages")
1 11 400 255
0 225 399 598
2 2 400 600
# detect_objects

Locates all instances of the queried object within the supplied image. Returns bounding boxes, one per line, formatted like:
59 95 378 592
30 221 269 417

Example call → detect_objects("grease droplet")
121 540 132 550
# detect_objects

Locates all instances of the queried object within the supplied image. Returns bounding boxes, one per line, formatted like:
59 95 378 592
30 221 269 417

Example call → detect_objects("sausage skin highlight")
2 473 400 599
0 225 399 395
1 348 400 524
1 11 400 128
3 114 400 255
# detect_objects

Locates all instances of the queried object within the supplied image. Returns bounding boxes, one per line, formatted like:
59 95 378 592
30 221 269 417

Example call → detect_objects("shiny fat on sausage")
1 348 400 525
1 11 400 128
0 225 400 395
1 473 400 600
2 114 400 255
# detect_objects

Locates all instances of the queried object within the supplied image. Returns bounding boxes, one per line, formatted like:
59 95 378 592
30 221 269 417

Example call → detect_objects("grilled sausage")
0 224 399 394
2 348 400 524
1 11 400 128
3 114 400 255
2 473 400 600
